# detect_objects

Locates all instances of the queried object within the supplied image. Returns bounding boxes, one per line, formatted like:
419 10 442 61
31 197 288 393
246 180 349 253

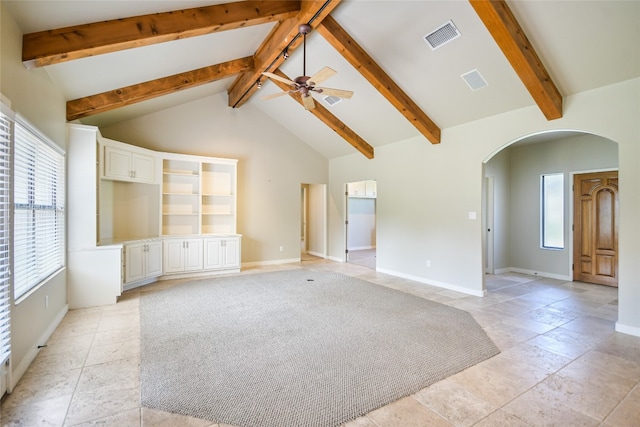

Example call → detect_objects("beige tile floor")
2 257 639 426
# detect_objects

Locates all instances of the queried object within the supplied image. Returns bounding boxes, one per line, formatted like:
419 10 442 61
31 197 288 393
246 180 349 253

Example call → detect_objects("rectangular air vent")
323 95 342 106
424 20 461 50
461 69 488 90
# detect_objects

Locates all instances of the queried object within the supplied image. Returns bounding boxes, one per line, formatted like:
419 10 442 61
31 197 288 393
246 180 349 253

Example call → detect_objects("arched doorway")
482 130 619 289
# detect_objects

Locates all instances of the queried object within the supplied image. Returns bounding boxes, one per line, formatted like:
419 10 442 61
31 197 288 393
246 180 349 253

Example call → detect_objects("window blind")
13 118 65 300
0 104 13 366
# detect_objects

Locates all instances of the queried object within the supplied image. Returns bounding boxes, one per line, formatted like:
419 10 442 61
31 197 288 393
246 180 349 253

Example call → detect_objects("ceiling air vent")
424 20 461 50
461 69 488 91
323 95 343 106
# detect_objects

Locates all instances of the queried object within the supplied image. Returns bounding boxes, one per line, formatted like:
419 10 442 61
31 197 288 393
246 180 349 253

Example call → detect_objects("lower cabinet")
163 238 203 273
203 236 241 270
125 240 162 283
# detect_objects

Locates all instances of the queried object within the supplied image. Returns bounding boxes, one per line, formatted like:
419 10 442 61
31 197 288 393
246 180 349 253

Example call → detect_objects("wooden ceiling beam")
66 57 254 121
316 16 441 145
22 1 300 68
270 69 374 159
470 0 563 120
227 0 342 108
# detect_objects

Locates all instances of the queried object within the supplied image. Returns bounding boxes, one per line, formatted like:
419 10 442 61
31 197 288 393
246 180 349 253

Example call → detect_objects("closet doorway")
345 180 377 270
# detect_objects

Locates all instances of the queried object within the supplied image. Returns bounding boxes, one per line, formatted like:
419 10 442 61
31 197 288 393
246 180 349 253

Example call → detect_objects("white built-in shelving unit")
67 124 241 308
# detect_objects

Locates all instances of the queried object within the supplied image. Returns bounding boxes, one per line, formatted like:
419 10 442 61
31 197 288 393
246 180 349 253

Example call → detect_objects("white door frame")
485 176 495 274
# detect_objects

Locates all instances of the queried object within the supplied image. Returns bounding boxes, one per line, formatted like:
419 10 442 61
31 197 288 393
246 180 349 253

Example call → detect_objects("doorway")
345 180 377 269
300 183 327 260
573 171 619 287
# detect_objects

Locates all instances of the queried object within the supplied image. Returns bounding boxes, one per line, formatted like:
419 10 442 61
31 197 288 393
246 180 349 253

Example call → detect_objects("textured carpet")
140 270 499 427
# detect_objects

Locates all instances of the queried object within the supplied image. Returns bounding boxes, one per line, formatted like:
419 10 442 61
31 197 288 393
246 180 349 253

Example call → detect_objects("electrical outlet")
279 246 284 252
426 260 431 268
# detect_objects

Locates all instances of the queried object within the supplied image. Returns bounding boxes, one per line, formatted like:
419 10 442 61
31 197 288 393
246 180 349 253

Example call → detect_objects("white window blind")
0 104 13 366
13 118 65 300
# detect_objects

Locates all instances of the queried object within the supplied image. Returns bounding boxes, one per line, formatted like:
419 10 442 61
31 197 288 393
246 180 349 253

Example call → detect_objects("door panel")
573 172 618 287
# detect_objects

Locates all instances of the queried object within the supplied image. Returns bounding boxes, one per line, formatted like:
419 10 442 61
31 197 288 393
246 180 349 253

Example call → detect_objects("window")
13 118 65 300
541 173 564 249
0 103 12 368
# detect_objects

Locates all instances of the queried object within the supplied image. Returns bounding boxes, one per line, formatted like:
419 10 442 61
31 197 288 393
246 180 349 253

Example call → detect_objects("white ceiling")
4 0 639 158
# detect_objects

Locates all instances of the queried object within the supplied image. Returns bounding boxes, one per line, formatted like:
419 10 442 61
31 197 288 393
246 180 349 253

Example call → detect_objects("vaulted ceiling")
4 0 639 158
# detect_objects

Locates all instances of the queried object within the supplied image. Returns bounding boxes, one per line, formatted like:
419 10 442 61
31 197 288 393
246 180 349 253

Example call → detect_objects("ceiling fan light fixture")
261 22 354 111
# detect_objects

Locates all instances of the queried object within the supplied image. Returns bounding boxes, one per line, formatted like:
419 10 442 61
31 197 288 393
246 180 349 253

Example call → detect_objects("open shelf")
162 155 237 236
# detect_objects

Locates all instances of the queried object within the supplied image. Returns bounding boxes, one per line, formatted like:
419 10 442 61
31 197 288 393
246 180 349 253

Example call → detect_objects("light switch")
468 211 477 220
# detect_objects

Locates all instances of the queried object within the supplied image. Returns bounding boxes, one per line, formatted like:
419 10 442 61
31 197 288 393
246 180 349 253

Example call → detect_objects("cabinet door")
223 238 240 268
132 153 155 183
184 239 203 271
365 181 377 197
125 244 145 283
146 241 163 277
104 146 132 180
163 239 185 273
203 238 223 270
348 181 366 197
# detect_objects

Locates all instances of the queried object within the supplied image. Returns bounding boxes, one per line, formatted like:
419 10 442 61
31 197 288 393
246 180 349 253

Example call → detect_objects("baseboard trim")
377 268 486 297
306 251 326 258
10 304 68 392
615 322 640 338
347 246 376 251
508 267 570 281
241 258 300 268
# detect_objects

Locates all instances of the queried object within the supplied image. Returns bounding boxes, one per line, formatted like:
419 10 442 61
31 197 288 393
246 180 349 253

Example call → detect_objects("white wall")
101 94 329 264
1 3 68 388
329 78 640 334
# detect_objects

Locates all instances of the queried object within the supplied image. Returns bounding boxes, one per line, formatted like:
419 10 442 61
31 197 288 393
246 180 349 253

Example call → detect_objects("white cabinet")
204 236 241 270
163 238 203 273
365 180 377 197
67 124 123 308
68 124 241 302
104 145 156 183
348 180 376 198
125 240 162 283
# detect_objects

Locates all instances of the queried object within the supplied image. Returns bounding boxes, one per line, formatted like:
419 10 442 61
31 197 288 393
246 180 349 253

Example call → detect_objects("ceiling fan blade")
315 87 354 99
302 94 316 110
262 72 296 86
308 67 337 86
261 90 292 100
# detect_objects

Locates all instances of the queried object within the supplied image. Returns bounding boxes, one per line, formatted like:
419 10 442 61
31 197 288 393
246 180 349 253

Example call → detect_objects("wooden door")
573 171 618 287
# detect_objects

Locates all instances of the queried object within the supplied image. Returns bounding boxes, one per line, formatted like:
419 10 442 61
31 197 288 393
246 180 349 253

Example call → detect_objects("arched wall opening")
481 128 619 292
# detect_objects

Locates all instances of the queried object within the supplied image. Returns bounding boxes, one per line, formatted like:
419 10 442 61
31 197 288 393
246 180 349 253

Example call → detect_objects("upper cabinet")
161 154 237 236
348 180 377 198
102 140 157 184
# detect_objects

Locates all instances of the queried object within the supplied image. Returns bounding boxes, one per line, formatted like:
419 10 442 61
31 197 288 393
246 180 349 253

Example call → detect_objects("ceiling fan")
261 23 354 110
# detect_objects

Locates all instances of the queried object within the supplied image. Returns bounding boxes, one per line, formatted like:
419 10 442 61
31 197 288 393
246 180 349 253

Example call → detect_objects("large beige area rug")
140 270 499 427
